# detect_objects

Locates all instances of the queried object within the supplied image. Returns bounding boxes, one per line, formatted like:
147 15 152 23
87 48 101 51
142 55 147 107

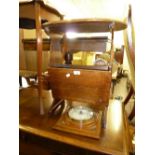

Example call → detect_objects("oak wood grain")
19 88 132 155
48 67 112 110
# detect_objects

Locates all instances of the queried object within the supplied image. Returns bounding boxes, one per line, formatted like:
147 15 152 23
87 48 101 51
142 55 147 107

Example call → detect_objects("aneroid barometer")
68 106 94 121
43 19 127 139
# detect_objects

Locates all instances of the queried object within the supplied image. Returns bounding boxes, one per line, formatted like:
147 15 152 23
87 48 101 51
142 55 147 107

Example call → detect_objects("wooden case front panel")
48 67 112 110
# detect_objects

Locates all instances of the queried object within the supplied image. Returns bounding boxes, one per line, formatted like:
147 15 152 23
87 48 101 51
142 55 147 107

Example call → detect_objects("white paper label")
73 71 80 75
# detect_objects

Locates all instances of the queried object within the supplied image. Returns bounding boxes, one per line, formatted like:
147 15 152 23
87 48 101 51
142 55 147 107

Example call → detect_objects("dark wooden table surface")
19 88 132 155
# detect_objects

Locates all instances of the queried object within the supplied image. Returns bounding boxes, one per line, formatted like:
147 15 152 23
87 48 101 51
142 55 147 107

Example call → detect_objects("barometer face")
68 106 94 121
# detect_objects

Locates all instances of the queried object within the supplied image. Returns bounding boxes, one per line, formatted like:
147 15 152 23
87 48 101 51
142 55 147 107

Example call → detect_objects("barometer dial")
68 106 94 121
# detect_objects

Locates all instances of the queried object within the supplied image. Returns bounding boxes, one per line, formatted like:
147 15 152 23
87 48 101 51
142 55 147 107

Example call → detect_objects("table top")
43 18 127 34
19 0 62 29
19 88 132 155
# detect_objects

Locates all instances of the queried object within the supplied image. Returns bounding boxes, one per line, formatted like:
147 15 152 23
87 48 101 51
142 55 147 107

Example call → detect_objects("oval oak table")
43 18 127 34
